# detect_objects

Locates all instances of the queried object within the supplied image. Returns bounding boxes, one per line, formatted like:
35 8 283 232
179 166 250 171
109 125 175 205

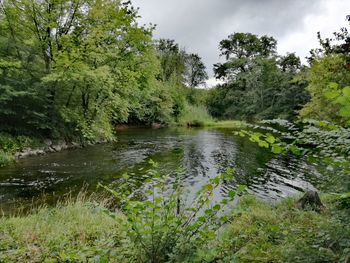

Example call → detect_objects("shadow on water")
0 127 319 214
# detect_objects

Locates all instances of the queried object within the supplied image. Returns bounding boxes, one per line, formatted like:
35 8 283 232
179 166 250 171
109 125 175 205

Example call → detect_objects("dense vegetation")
0 0 208 143
1 192 349 262
207 33 309 120
0 0 350 262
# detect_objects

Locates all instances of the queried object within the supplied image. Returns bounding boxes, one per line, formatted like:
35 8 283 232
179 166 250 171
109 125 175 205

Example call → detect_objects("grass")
0 194 348 262
0 150 14 167
203 120 247 129
0 195 125 262
177 105 215 127
177 105 246 129
201 195 350 263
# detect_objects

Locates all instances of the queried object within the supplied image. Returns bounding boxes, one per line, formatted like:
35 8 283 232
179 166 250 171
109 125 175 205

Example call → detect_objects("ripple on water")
0 127 322 214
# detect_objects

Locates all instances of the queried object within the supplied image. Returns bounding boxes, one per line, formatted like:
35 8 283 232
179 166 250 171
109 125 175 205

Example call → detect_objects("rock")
71 142 81 148
295 190 325 212
50 145 62 152
61 142 68 150
17 148 33 158
36 149 45 155
44 139 52 146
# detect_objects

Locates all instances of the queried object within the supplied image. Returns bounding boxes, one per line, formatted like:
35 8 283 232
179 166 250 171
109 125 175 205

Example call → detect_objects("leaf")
198 216 206 223
265 134 276 144
324 90 339 100
237 185 246 193
271 144 282 154
342 86 350 97
205 209 213 215
213 176 220 185
154 197 162 203
328 82 339 90
258 140 269 148
213 204 221 211
228 190 236 199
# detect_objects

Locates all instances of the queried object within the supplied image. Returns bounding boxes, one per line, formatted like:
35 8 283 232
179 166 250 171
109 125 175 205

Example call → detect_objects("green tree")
208 33 307 120
155 38 186 84
0 0 162 139
299 54 350 124
184 53 208 87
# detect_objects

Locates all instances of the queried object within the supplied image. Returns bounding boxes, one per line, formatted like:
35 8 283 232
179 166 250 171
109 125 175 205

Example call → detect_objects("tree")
155 39 186 84
208 33 307 121
184 53 208 87
214 33 277 81
0 0 162 139
300 17 350 126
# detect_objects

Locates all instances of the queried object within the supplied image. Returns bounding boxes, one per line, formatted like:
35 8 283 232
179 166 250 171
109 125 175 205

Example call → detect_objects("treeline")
207 19 350 126
0 0 208 141
207 33 309 120
1 0 349 144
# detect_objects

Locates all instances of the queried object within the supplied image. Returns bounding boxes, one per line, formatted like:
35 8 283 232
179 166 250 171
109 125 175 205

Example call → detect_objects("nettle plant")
100 160 244 263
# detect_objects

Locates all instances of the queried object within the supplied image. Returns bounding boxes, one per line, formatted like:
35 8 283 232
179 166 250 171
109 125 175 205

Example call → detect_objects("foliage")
0 149 14 167
237 119 350 193
0 196 124 262
1 194 348 263
199 195 350 263
208 33 309 121
184 53 208 87
0 1 208 142
299 55 350 124
99 160 243 262
324 83 350 126
155 39 187 85
301 18 350 125
0 133 41 166
177 105 214 127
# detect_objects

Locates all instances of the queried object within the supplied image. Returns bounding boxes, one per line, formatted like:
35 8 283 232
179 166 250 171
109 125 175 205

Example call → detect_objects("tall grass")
0 150 14 167
177 105 215 127
198 195 350 262
0 194 124 262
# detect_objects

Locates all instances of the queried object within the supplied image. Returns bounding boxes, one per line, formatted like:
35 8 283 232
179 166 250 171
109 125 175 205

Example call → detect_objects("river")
0 127 319 214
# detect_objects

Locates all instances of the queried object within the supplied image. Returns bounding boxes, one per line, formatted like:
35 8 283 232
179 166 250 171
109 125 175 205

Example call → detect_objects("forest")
0 0 349 262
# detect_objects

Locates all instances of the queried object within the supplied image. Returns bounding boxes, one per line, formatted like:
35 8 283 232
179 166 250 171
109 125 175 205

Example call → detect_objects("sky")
132 0 349 87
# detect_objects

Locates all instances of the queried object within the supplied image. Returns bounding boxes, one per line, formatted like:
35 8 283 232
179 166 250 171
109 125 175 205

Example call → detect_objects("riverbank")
0 194 348 262
0 133 110 167
0 121 245 167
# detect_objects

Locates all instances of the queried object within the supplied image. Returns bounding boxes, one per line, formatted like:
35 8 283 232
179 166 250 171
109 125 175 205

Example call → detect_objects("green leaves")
100 160 244 261
228 190 236 199
271 144 283 154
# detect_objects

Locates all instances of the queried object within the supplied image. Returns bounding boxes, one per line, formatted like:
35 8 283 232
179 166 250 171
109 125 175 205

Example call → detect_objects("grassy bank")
1 195 348 262
176 105 246 129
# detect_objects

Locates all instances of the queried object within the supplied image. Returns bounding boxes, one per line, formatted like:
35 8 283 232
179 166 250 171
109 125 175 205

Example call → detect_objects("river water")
0 127 319 214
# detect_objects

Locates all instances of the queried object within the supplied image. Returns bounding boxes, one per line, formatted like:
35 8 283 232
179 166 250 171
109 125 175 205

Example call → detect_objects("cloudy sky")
132 0 349 86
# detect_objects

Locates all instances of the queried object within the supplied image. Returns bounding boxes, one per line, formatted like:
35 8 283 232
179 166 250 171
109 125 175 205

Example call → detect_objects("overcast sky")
132 0 349 86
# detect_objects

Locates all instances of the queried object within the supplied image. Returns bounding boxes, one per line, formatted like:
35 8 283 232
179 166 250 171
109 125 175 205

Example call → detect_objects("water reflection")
0 127 319 214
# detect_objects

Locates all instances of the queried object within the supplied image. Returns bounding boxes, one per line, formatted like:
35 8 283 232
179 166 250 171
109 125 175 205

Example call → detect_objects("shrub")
0 149 14 166
100 160 244 262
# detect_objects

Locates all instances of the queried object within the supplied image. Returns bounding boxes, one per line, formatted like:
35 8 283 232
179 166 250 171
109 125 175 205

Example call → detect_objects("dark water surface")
0 127 319 214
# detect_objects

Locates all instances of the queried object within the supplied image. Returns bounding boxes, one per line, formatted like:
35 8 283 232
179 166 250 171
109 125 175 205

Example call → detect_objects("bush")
100 160 243 262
